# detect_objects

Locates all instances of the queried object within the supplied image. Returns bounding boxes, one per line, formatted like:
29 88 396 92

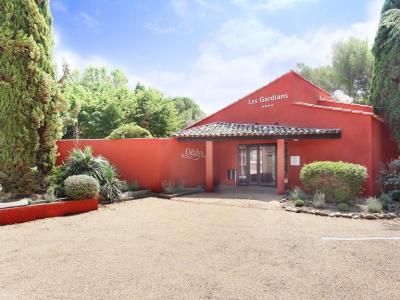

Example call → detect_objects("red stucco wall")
57 138 206 192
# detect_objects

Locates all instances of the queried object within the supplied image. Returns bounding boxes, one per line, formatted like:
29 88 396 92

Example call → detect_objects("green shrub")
378 159 400 201
366 197 383 213
294 199 305 207
300 161 367 203
337 202 350 212
176 180 185 192
289 186 306 201
64 175 100 200
100 162 123 203
379 193 393 210
107 123 153 139
44 186 56 203
120 180 140 192
128 180 140 191
62 147 107 183
162 179 177 194
161 180 187 194
312 192 326 209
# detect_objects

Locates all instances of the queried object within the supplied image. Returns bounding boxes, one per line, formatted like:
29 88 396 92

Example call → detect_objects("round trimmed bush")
294 199 305 207
107 123 153 139
64 175 100 200
300 161 368 203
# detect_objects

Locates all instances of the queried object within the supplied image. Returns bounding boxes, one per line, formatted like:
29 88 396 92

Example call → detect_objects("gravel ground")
1 195 400 300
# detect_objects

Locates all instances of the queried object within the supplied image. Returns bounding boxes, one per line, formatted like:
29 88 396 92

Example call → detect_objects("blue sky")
51 0 384 113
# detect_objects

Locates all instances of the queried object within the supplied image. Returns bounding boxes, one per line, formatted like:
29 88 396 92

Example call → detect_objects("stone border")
281 203 398 220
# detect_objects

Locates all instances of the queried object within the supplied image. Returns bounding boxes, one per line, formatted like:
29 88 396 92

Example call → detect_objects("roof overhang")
174 122 342 141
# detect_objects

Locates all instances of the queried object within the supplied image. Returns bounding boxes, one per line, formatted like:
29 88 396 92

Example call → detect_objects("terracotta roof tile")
174 122 341 140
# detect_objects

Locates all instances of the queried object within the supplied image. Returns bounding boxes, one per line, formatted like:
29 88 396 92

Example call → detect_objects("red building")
57 71 398 195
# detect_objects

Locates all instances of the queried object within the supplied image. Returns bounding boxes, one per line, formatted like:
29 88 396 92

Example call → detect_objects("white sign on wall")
247 93 289 109
290 156 300 166
181 148 206 161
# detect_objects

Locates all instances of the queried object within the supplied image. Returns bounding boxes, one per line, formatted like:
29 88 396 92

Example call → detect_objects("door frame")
237 143 277 187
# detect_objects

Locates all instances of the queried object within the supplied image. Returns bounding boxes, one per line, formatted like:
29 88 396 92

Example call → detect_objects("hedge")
107 123 153 139
300 161 368 203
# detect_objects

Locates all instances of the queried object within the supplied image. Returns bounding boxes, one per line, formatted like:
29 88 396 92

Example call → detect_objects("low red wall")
57 138 206 192
0 199 98 226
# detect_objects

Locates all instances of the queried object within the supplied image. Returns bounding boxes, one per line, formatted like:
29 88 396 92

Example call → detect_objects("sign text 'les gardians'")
248 93 289 105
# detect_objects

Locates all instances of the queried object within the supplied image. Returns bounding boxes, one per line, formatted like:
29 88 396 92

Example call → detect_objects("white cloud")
170 0 189 17
138 0 383 113
232 0 318 12
145 21 175 34
77 12 100 29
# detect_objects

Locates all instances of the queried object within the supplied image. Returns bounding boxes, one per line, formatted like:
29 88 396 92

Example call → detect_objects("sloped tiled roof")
174 122 341 140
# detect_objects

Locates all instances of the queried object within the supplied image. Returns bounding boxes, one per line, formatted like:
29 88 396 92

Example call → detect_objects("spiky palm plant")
63 147 106 183
100 162 123 203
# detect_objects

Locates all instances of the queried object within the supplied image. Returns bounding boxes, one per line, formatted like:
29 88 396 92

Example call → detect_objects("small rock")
281 205 287 209
285 207 292 212
384 213 392 219
334 212 342 217
329 213 335 217
291 208 298 213
318 211 329 217
388 213 397 219
364 214 378 220
295 208 303 213
377 213 385 219
311 209 317 215
342 214 352 219
352 215 360 219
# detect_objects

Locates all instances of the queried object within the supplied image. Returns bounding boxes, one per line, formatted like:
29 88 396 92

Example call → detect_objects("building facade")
57 71 398 195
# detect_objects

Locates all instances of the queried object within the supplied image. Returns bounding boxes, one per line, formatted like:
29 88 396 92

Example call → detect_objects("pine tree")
370 0 400 144
0 0 65 194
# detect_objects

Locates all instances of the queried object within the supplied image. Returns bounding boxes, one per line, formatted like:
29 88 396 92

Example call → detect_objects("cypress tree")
370 0 400 144
0 0 65 194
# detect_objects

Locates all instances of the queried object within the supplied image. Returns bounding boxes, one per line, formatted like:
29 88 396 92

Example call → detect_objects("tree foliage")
0 0 65 194
370 0 400 144
297 37 374 103
129 83 181 137
170 96 206 127
61 68 205 138
62 67 134 138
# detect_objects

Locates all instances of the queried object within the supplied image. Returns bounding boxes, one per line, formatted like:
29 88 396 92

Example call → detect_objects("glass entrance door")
238 144 276 186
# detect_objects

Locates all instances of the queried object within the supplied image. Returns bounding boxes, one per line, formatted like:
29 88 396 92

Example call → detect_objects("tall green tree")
370 0 400 144
0 0 65 194
296 64 340 93
62 67 135 138
332 37 374 100
170 96 206 128
297 37 374 103
130 84 181 137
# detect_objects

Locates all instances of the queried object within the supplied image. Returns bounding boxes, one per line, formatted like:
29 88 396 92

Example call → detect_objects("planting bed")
118 189 153 201
0 198 98 225
157 187 205 199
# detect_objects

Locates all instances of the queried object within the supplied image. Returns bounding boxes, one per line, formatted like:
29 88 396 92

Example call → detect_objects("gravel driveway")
1 196 400 299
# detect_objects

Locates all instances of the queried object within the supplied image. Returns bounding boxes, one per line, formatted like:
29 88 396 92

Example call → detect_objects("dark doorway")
238 144 276 187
